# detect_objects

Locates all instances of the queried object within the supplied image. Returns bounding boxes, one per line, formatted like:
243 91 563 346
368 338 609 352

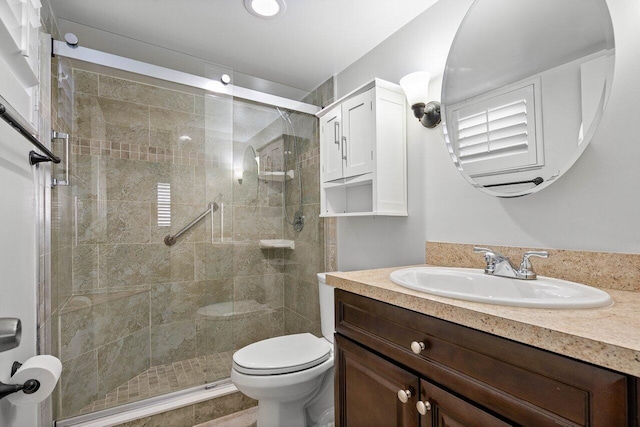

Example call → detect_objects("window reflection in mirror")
441 0 615 197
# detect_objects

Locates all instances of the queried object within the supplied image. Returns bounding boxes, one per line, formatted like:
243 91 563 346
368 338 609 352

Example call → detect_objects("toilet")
230 273 335 427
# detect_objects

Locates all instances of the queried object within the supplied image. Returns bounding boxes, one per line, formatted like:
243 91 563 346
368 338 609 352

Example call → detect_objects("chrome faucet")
473 247 548 280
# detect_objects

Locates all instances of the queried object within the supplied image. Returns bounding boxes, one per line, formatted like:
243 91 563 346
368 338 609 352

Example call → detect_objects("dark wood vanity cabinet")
336 335 419 426
334 290 634 427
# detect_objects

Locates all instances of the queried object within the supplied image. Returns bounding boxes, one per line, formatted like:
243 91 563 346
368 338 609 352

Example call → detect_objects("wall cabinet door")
341 89 374 179
336 334 419 427
320 105 343 182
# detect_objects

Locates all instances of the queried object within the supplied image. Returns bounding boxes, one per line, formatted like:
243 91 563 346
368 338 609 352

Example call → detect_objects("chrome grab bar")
164 202 219 246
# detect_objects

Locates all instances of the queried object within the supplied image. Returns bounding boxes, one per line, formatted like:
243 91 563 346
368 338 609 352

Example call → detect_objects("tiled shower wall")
52 66 324 419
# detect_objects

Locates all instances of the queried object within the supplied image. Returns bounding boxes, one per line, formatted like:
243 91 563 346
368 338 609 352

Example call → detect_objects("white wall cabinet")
318 78 407 217
0 0 41 128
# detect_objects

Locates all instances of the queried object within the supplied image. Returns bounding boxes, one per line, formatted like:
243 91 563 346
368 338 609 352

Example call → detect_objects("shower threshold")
58 351 235 425
55 378 236 427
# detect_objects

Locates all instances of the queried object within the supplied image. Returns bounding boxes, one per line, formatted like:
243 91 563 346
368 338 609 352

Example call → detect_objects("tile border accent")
72 138 218 166
426 241 640 292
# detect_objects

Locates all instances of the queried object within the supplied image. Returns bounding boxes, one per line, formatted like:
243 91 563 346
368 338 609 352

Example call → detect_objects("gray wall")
336 0 640 271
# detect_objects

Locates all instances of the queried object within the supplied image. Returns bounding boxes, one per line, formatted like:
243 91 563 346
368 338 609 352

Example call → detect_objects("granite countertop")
326 265 640 377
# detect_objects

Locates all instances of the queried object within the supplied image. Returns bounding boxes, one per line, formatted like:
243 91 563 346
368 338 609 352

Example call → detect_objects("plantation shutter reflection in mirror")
451 80 544 177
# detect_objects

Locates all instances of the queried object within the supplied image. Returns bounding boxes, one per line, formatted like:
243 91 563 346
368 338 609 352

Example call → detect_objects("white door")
320 105 343 182
342 89 374 178
0 120 38 427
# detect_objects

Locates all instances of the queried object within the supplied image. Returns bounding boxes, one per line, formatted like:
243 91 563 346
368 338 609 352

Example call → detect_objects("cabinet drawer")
335 289 630 426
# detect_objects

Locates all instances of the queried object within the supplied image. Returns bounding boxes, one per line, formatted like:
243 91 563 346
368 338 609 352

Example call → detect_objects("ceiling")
443 0 614 104
48 0 439 93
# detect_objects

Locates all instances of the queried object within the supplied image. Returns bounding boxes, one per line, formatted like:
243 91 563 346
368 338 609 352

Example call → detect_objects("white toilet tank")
317 272 336 344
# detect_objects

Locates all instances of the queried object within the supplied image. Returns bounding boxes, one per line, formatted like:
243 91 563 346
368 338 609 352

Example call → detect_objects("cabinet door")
336 334 419 427
320 105 343 182
419 379 513 427
342 89 374 178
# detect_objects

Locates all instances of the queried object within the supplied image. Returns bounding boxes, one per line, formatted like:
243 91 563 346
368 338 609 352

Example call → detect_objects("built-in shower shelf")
196 300 272 320
258 170 294 182
259 239 295 250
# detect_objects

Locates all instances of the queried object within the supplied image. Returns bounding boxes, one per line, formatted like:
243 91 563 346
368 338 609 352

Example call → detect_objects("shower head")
276 107 291 120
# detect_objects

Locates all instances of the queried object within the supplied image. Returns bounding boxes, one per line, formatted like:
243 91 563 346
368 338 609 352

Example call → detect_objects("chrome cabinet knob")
416 400 432 415
397 389 412 403
410 341 426 354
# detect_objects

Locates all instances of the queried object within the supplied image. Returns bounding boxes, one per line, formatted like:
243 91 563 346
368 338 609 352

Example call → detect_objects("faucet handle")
523 251 549 259
473 247 494 254
473 247 509 259
473 247 504 273
519 251 549 279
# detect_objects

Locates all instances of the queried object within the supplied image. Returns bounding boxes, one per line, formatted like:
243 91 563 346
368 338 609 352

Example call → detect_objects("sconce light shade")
399 71 430 106
399 71 441 128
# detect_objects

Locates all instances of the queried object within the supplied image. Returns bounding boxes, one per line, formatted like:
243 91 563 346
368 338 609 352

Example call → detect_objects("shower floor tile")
78 351 234 416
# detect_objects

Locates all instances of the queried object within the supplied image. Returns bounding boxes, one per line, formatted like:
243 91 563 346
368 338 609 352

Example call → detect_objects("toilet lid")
233 333 332 375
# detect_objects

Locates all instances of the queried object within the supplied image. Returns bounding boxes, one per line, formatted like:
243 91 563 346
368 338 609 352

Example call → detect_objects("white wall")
336 0 640 271
0 120 38 427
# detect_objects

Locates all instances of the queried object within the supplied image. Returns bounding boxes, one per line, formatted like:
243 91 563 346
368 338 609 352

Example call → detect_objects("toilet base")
257 399 307 427
305 366 334 426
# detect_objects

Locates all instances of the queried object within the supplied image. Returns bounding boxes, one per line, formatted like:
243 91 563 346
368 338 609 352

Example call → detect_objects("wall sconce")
399 71 441 128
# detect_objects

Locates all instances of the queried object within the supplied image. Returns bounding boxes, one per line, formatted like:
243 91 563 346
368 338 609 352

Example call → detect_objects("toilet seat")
233 333 332 375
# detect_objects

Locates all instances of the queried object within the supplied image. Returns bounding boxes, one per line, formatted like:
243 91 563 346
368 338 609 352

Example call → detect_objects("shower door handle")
52 131 70 187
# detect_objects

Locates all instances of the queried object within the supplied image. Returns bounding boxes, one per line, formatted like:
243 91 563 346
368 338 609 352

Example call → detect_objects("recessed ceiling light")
244 0 286 18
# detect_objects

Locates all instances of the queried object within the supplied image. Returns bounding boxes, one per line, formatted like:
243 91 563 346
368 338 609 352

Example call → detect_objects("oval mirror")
441 0 615 197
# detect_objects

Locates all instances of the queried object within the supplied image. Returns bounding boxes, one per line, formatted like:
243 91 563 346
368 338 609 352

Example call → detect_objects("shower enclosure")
48 49 329 421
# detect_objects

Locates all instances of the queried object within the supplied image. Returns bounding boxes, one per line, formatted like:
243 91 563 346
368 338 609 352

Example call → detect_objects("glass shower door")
52 60 236 419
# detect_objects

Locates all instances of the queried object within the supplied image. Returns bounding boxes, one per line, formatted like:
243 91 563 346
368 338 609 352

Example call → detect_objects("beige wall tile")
149 107 205 152
196 318 234 355
74 93 150 144
284 240 323 285
194 243 235 281
150 321 196 365
233 274 284 309
99 243 194 288
60 350 98 417
97 328 151 396
99 75 195 114
73 69 99 95
150 279 233 325
106 201 151 244
284 308 321 337
105 157 168 202
232 311 275 349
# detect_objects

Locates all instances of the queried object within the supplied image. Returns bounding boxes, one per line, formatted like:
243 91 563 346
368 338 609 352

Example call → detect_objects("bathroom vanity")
328 268 640 426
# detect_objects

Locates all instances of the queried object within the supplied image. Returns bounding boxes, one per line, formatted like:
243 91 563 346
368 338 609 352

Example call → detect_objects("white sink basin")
389 267 612 309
